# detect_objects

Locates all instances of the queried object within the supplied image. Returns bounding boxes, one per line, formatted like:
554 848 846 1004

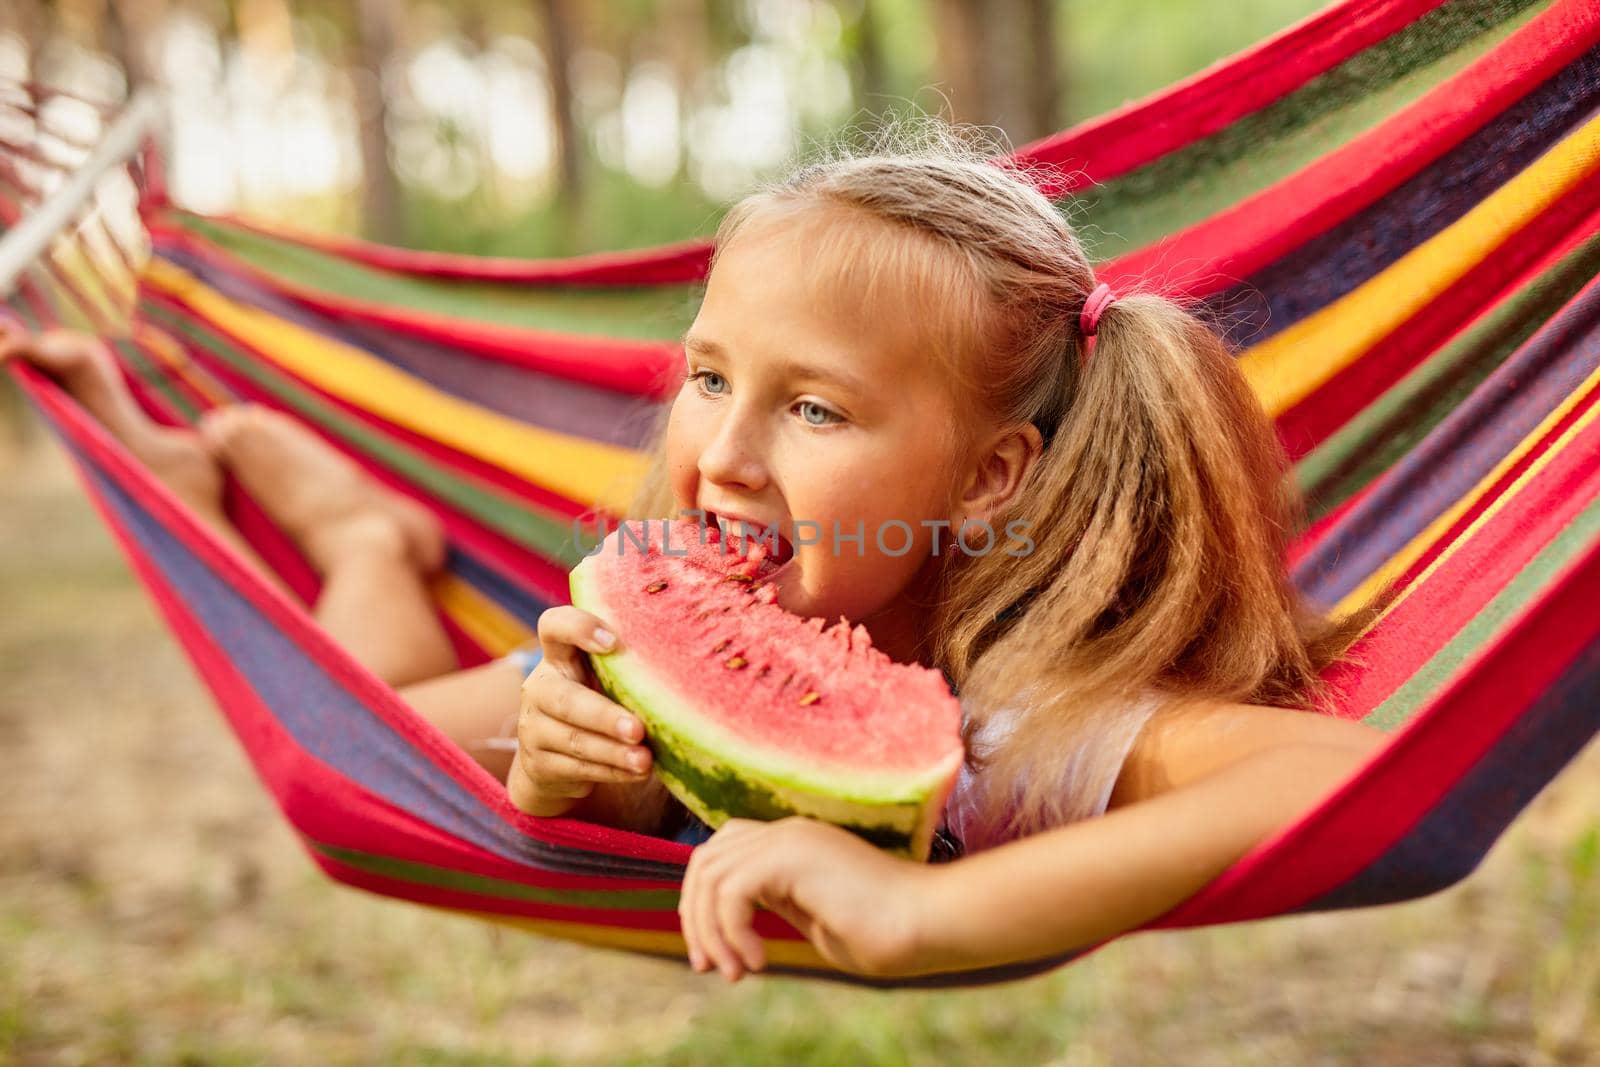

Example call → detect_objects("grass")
0 428 1596 1066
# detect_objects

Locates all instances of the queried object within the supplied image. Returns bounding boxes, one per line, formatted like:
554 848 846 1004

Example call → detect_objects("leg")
0 323 285 594
198 405 457 688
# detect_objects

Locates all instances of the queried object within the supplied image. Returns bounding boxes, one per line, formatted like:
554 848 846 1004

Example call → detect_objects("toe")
0 320 23 359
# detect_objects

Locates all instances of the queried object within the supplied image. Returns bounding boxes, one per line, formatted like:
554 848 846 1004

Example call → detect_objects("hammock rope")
4 0 1600 986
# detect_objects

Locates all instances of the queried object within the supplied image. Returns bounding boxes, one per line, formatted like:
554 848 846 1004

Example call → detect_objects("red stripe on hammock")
316 858 708 937
1100 0 1600 298
1154 488 1600 925
1327 386 1600 714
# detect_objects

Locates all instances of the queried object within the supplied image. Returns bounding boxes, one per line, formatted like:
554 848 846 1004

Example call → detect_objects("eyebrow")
682 334 869 398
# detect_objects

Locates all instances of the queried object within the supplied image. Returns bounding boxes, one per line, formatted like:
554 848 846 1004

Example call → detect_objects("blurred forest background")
3 2 1599 1066
3 0 1332 254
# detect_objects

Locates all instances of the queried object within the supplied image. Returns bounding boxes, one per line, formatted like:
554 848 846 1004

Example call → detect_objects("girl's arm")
912 737 1380 972
679 705 1388 981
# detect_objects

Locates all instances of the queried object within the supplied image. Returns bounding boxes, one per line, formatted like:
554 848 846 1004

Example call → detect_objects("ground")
1 427 1595 1067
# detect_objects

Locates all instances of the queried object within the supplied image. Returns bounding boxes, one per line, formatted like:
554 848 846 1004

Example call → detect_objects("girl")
1 119 1393 985
515 123 1395 980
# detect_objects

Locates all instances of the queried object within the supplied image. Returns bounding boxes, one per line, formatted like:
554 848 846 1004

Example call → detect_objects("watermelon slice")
568 517 965 860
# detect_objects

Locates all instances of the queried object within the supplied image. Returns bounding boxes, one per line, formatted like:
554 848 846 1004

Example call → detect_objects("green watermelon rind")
570 559 961 860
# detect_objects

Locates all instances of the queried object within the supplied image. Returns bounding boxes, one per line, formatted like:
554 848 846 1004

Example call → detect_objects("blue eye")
690 370 727 396
797 400 841 426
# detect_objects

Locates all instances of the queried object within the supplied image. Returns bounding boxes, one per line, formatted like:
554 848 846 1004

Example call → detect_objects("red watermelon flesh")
568 517 965 858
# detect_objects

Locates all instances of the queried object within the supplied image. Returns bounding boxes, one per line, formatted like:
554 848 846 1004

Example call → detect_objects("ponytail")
934 288 1389 836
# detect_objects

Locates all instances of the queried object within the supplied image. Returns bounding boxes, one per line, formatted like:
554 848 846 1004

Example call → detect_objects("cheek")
664 399 702 507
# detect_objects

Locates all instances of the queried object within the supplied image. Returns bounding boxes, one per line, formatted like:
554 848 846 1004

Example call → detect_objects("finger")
715 871 767 976
536 605 621 662
679 849 709 973
532 672 647 745
532 713 650 775
530 748 647 788
694 849 744 981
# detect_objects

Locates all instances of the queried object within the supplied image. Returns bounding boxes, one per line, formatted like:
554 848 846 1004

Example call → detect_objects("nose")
696 401 771 494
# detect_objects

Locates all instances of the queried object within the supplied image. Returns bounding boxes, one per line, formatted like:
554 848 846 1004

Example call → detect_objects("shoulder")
1106 694 1390 811
942 686 1163 851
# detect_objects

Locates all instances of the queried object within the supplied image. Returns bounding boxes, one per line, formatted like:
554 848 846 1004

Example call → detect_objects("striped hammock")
3 0 1599 988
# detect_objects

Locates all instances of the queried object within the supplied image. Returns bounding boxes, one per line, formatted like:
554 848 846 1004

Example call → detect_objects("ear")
953 421 1044 528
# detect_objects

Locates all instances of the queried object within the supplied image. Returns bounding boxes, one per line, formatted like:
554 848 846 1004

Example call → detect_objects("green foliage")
386 0 1332 256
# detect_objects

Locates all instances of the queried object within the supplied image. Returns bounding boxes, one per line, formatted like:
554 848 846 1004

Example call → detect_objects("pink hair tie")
1079 282 1117 360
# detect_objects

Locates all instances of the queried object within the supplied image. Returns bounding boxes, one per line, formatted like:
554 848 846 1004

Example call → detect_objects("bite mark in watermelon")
568 518 965 860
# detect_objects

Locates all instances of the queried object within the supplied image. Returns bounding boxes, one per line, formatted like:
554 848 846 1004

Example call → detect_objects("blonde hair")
625 117 1391 839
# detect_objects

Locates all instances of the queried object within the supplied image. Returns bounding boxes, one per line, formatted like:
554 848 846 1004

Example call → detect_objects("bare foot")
0 321 222 510
199 404 447 574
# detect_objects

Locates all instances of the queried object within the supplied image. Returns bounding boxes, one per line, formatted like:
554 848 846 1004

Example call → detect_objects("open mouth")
705 511 797 569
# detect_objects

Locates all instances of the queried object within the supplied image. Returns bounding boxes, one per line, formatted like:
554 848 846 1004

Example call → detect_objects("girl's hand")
678 817 946 982
506 605 654 819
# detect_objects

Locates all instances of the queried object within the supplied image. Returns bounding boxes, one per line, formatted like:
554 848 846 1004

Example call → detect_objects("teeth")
716 515 768 543
713 513 793 563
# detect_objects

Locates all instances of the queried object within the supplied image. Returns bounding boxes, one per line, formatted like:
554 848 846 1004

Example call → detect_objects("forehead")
696 200 974 385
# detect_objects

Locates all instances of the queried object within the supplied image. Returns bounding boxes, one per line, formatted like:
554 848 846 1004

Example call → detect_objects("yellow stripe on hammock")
1333 360 1600 619
141 258 649 515
430 573 536 657
1240 112 1600 416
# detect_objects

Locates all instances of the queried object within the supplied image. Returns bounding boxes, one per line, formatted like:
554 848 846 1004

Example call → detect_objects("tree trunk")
932 0 984 127
353 0 405 243
1022 0 1060 143
933 0 1059 146
535 0 583 251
